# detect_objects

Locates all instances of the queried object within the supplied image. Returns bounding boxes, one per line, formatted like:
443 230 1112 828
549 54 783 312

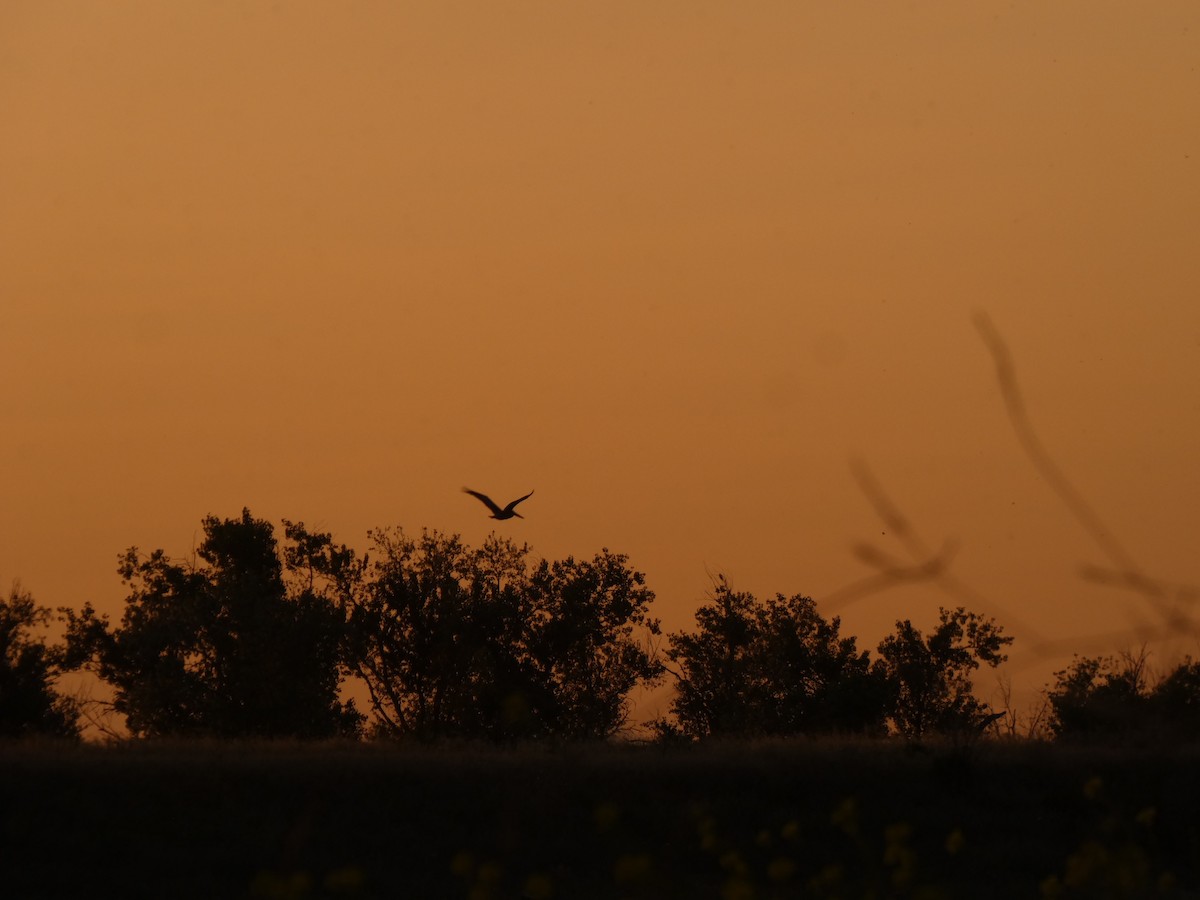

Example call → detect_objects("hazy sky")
3 1 1198 719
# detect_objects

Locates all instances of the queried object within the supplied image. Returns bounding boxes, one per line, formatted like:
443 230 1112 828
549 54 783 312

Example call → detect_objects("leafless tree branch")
973 311 1198 647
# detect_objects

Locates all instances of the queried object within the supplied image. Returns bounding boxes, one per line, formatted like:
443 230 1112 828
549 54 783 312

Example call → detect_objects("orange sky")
2 1 1198 722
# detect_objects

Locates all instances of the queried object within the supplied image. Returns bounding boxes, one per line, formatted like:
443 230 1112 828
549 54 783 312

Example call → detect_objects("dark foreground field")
1 738 1196 899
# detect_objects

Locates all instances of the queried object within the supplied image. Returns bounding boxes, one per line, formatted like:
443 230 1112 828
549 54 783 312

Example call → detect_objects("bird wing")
503 490 535 513
463 488 504 515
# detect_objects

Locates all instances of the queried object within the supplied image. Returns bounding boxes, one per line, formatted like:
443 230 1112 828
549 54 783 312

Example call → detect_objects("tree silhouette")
61 510 363 738
325 527 661 741
337 527 532 740
1048 650 1200 742
522 549 663 739
664 578 889 738
876 606 1012 738
0 584 80 739
1151 657 1200 736
664 579 757 737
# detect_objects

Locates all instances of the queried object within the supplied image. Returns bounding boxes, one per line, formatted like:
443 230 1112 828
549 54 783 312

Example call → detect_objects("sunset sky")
3 1 1198 720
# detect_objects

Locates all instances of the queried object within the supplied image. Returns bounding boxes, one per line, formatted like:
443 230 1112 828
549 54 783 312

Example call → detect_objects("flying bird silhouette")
463 488 534 520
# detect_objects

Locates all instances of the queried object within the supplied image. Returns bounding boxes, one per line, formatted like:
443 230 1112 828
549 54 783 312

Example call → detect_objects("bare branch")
826 459 1045 644
974 311 1197 646
974 314 1151 587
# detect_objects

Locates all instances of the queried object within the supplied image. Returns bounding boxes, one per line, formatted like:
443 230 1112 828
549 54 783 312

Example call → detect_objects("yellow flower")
809 864 844 890
1063 841 1107 888
249 871 312 900
614 853 653 885
944 828 966 855
285 872 313 897
1039 874 1063 899
476 862 504 886
593 801 621 832
697 814 719 851
323 866 366 893
767 857 796 883
450 852 475 879
885 822 913 846
830 797 859 836
719 850 747 876
250 871 298 900
523 872 554 900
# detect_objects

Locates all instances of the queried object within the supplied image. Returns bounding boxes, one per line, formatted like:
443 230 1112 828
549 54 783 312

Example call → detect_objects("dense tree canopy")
0 584 79 739
318 527 662 741
522 549 662 738
61 510 362 739
1048 650 1200 742
664 579 889 738
53 512 663 742
44 504 1197 748
341 528 537 740
876 606 1012 738
664 594 1015 741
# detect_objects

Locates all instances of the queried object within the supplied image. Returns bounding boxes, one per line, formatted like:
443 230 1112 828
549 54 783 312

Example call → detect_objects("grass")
1 737 1196 898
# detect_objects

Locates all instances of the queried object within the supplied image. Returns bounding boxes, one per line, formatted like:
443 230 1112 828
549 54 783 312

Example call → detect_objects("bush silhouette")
1048 650 1200 742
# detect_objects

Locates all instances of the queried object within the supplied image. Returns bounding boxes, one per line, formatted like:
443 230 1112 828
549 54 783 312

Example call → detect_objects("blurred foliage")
2 733 1198 897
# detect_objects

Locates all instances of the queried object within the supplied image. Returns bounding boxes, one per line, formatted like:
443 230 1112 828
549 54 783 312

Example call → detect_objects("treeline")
2 509 1198 743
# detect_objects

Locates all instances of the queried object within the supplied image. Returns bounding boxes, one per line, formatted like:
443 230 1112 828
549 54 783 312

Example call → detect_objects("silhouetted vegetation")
290 522 662 741
661 578 889 739
876 606 1013 739
660 581 1013 742
27 506 1199 750
0 584 79 738
0 459 1183 751
3 320 1193 900
55 513 662 742
1 739 1196 898
60 510 362 739
1048 650 1200 743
